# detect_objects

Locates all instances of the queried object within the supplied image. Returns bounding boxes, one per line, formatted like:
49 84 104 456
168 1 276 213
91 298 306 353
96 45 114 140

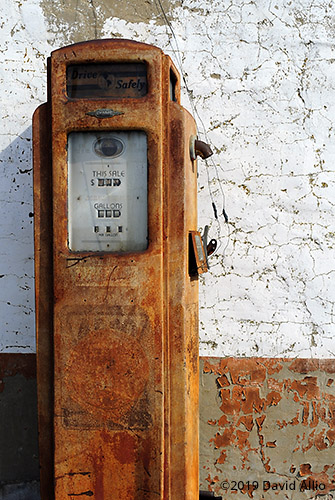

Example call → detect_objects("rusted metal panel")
167 100 198 500
200 357 335 498
32 102 54 500
34 39 199 500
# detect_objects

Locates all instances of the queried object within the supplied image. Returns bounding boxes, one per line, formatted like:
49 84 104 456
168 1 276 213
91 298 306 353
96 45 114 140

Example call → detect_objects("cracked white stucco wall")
0 0 334 357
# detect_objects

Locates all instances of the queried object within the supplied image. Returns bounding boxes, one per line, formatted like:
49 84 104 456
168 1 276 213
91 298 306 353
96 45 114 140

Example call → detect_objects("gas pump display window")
68 131 148 253
66 63 147 99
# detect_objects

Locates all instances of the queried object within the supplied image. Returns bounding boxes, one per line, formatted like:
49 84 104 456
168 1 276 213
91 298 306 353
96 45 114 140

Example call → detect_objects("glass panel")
68 131 148 252
66 63 147 99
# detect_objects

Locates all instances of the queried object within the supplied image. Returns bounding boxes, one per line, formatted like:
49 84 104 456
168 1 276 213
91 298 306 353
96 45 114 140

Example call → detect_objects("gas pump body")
33 39 199 500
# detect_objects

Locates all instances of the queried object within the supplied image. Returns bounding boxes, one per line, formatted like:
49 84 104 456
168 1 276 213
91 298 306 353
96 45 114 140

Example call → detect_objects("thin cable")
152 0 230 258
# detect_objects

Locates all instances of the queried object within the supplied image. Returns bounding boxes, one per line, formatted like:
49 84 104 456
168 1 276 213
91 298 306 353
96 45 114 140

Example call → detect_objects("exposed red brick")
229 359 266 386
302 430 315 453
289 359 335 374
266 441 276 448
245 484 258 499
311 401 319 428
218 415 229 427
266 390 282 407
267 378 284 391
207 419 217 426
240 387 264 414
301 476 333 494
212 430 235 448
203 359 223 375
220 388 241 414
293 392 300 402
237 415 254 432
236 430 250 450
289 377 320 400
317 402 327 424
256 415 266 430
205 474 211 483
276 419 287 429
314 430 328 451
301 401 309 426
326 429 335 446
289 411 300 426
326 379 333 387
216 450 227 464
217 374 229 387
216 359 230 375
323 393 335 403
260 359 284 375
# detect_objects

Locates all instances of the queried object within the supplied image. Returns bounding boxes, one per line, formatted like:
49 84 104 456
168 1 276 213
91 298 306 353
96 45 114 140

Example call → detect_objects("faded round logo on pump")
64 330 149 421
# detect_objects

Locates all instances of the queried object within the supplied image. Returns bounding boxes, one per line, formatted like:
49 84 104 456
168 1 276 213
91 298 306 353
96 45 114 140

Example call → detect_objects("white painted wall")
1 0 334 357
0 0 51 352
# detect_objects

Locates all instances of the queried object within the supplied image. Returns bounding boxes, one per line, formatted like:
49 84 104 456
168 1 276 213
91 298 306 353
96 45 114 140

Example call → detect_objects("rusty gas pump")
33 39 212 500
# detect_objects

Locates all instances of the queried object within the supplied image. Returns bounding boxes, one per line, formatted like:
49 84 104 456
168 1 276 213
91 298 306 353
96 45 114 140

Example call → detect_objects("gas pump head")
33 39 203 500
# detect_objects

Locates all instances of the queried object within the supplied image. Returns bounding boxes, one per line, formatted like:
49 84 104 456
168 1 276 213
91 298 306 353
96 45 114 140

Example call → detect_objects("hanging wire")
152 0 231 262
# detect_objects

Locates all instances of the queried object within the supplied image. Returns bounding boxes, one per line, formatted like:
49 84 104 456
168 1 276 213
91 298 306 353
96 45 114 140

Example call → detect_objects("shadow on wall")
0 126 35 353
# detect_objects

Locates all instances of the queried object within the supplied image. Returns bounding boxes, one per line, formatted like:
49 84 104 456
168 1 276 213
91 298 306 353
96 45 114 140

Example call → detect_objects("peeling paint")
200 358 335 498
39 0 180 43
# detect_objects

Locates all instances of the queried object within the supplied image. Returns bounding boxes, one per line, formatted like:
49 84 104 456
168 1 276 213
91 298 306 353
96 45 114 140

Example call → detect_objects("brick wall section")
200 358 335 498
